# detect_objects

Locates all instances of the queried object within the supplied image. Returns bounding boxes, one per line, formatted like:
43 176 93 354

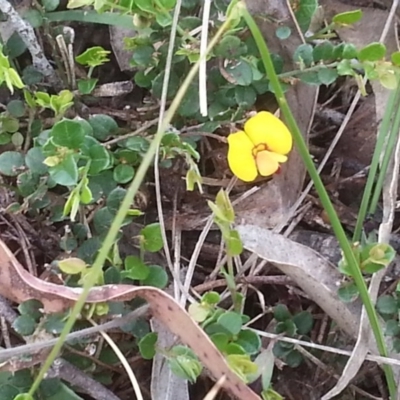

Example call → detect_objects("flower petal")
244 111 292 155
227 130 258 182
255 150 286 176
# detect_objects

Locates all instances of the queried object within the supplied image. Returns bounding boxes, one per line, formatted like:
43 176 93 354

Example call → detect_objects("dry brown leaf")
0 239 260 400
237 224 362 337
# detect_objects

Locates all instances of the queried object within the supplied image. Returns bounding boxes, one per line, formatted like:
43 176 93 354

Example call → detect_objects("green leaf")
25 147 48 175
202 291 220 304
152 71 180 100
131 45 154 67
293 44 314 67
234 86 257 107
391 51 400 66
275 26 291 40
12 315 36 336
75 46 110 68
88 114 118 141
276 320 296 336
313 41 334 62
225 60 253 86
336 59 355 76
139 332 157 359
342 43 358 59
123 255 149 280
22 8 43 27
189 302 210 322
77 78 98 95
7 99 25 117
140 223 163 252
392 338 400 353
81 136 111 175
168 346 202 383
43 313 66 334
178 85 200 117
217 312 243 335
210 332 229 352
215 35 246 59
41 0 60 11
226 229 243 256
18 299 43 321
57 257 86 275
358 42 386 62
292 311 313 335
104 266 121 284
273 304 291 322
80 183 92 204
385 320 400 337
49 154 78 186
294 0 318 32
0 151 25 176
337 282 359 303
284 349 303 367
134 69 157 88
106 187 127 215
236 329 261 355
156 0 176 9
317 67 338 85
12 132 24 147
332 9 363 25
140 265 168 288
376 295 398 315
51 119 86 149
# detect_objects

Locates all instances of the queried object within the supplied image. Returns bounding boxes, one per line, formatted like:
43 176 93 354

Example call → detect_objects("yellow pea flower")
227 111 293 182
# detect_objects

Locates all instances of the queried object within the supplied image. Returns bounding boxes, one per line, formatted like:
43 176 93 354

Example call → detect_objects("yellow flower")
227 111 292 182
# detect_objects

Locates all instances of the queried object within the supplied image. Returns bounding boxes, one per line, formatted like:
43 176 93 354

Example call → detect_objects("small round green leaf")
236 329 261 355
140 223 163 252
107 187 127 215
7 99 25 117
376 295 397 315
385 320 400 337
225 60 253 86
234 86 257 108
49 154 78 186
113 164 135 184
275 26 291 40
293 44 314 67
274 304 291 322
214 35 245 59
89 114 118 141
284 349 303 367
317 67 338 85
391 51 400 66
292 311 313 335
337 282 359 303
138 332 157 359
18 299 43 321
217 312 243 335
0 151 25 176
12 314 36 336
313 41 334 62
358 42 386 62
141 264 168 288
51 120 86 149
25 147 48 175
124 255 149 280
